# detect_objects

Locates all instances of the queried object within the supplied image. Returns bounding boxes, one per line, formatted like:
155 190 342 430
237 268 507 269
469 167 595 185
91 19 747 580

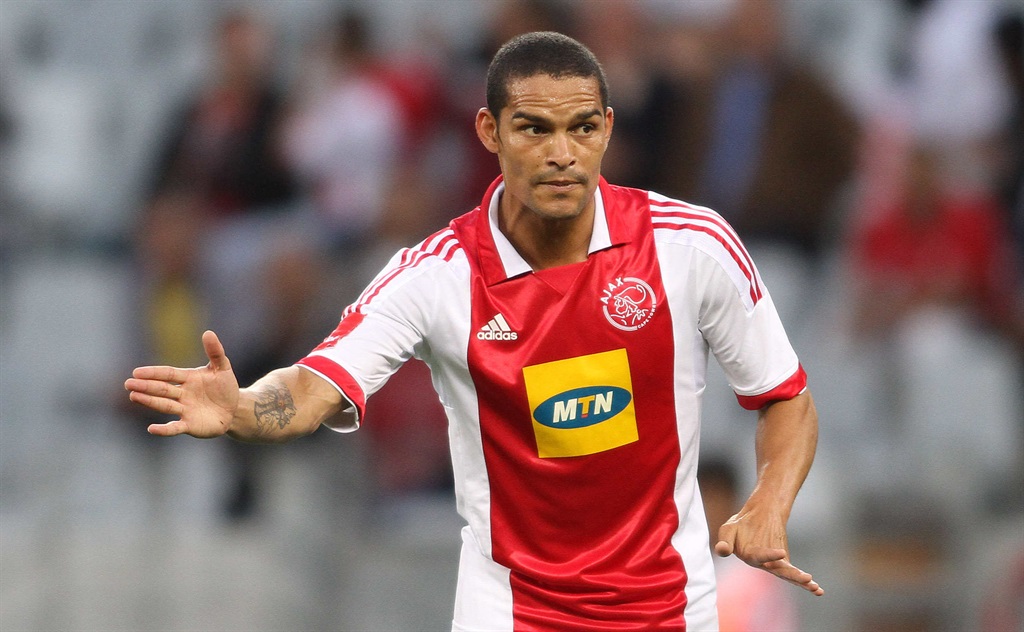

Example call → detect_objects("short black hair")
486 31 609 115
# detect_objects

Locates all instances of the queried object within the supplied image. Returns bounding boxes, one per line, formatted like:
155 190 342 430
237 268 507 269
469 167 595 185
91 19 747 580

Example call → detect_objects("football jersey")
298 177 806 631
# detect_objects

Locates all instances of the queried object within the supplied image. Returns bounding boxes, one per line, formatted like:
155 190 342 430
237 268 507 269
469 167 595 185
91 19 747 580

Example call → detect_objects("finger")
124 378 183 400
761 559 825 596
131 365 191 384
739 546 788 566
202 330 231 372
128 391 184 417
147 419 191 437
715 522 737 557
787 573 824 596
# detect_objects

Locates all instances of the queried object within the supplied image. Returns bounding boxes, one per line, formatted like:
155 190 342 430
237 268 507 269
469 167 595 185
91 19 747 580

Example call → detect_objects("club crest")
601 277 656 331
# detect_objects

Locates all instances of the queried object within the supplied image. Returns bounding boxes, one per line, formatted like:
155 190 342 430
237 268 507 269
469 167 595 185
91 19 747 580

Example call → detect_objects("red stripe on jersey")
310 311 366 352
652 219 760 305
735 364 807 410
347 248 426 317
650 201 762 302
344 230 460 317
296 353 367 420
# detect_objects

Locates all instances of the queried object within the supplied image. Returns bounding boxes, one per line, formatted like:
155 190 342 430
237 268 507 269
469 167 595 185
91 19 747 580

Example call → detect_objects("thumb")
715 521 737 557
147 419 190 437
202 330 231 372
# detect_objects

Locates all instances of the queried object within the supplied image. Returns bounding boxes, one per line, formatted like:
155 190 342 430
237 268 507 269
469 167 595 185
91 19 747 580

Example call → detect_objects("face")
476 74 613 222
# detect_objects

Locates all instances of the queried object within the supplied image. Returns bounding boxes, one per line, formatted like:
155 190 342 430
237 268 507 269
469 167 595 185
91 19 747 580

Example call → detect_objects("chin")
533 205 584 222
532 195 587 221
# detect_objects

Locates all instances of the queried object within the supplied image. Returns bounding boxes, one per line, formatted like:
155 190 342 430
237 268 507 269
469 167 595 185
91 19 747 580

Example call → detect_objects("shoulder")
603 184 750 257
646 192 751 261
384 225 468 281
645 190 765 308
344 225 468 318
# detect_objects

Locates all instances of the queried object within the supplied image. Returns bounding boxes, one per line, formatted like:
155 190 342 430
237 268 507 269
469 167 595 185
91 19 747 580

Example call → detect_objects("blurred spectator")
906 0 1013 156
574 2 690 194
843 138 1024 525
133 187 209 371
666 0 860 260
135 7 320 521
896 0 1019 276
991 10 1023 266
641 15 720 201
146 8 296 216
281 8 404 259
850 491 951 632
140 7 318 378
842 6 1024 479
848 141 1024 347
698 456 799 632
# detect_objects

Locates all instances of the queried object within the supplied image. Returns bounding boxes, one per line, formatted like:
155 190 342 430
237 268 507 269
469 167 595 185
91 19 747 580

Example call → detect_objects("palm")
126 331 240 438
174 362 239 437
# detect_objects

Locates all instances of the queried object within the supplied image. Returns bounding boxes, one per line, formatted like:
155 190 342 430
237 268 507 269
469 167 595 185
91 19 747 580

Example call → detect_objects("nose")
546 132 575 170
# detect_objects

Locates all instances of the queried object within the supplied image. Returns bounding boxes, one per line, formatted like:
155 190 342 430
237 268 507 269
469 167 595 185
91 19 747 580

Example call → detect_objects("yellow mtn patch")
522 349 638 458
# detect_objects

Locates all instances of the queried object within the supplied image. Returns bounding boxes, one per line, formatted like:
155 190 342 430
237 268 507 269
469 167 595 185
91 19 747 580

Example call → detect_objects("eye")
575 123 596 135
524 125 546 136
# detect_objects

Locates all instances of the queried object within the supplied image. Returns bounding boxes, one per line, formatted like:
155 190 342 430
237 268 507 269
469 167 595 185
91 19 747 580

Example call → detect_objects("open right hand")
125 330 240 438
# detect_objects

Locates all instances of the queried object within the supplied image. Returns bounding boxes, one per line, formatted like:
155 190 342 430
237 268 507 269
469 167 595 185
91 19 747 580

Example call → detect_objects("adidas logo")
477 313 519 341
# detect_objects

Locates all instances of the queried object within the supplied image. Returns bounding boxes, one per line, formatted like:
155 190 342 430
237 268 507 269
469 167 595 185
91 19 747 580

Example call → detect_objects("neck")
498 194 594 271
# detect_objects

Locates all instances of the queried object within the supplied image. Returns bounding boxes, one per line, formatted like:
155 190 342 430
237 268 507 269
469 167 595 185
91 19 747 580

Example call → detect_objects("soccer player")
126 31 822 631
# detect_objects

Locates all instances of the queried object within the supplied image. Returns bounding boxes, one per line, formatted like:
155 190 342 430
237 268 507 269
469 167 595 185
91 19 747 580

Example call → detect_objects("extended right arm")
125 330 346 443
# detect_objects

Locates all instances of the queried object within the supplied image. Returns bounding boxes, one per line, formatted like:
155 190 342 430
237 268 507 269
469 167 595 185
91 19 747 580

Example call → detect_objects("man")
126 32 822 631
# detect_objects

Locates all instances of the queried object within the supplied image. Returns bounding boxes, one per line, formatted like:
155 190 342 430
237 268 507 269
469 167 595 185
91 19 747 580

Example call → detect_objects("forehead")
501 74 604 119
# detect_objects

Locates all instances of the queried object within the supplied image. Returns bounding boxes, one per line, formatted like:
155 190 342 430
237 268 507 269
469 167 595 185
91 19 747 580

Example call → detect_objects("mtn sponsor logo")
522 348 638 458
533 386 631 429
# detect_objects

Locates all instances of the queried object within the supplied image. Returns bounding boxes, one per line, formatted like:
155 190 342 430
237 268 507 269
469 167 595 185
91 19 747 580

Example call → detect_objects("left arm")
714 389 824 596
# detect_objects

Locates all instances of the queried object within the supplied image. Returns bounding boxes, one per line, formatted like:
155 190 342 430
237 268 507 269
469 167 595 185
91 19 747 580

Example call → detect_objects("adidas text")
477 330 518 341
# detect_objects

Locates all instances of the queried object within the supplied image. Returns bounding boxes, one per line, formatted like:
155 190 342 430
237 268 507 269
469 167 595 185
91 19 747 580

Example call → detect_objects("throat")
496 189 596 271
501 211 593 271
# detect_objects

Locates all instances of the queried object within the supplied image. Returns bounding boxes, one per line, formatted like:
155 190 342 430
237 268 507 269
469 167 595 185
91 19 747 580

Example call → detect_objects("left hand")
714 506 824 596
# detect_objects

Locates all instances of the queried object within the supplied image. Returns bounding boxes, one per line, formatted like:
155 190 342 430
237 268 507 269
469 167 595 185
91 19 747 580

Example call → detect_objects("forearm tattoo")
253 384 297 435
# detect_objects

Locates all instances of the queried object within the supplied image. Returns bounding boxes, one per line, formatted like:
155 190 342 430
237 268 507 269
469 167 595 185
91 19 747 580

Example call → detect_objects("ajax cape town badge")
601 277 656 331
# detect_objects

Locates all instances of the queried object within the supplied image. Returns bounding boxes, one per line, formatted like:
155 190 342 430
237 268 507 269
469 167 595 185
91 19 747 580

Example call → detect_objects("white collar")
487 182 611 279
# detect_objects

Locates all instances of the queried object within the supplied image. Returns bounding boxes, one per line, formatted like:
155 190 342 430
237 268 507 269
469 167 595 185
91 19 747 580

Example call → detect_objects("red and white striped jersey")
298 177 806 631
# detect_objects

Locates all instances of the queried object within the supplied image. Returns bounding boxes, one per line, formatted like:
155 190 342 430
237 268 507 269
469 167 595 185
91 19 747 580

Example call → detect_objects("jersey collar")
480 176 618 284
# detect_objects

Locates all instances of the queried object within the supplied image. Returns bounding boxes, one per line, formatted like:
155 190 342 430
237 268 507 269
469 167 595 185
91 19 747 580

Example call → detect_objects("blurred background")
0 0 1021 630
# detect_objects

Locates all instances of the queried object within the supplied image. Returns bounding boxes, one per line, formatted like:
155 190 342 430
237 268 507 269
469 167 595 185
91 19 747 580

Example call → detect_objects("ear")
603 107 615 146
475 108 500 155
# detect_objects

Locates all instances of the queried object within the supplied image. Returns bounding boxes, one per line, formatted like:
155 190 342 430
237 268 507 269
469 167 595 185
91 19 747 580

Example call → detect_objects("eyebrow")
510 109 603 126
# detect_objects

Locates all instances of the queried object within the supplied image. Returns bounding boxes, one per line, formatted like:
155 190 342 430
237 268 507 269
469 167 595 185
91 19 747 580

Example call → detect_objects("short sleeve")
696 254 806 410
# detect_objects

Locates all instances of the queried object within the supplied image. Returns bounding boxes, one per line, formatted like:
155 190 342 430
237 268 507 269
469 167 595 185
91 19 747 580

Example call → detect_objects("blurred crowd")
2 0 1023 630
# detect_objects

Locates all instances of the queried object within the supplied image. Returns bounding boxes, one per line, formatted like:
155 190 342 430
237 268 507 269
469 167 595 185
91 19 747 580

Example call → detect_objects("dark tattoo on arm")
253 384 297 435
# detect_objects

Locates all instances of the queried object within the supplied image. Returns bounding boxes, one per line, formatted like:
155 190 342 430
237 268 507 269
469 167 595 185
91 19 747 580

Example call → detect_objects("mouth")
537 178 585 191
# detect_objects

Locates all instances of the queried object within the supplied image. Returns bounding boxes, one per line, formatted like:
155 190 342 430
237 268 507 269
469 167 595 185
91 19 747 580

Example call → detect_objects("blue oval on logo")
533 386 631 429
